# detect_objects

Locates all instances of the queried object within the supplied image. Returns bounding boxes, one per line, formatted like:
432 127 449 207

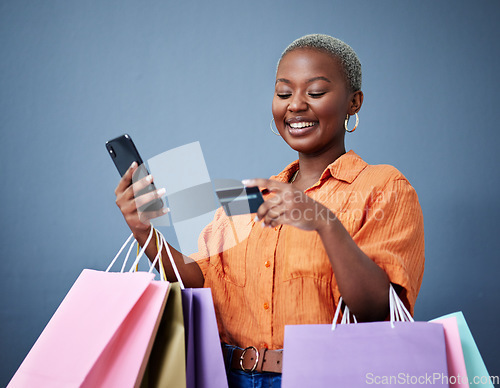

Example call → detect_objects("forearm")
317 217 390 322
134 226 205 288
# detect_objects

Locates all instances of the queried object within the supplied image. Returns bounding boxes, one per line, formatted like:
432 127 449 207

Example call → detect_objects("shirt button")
263 303 269 310
265 261 271 268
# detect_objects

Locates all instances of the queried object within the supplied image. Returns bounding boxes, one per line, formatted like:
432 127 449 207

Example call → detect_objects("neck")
295 143 346 187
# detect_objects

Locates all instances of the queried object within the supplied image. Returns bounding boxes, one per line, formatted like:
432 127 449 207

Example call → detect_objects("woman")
115 34 425 388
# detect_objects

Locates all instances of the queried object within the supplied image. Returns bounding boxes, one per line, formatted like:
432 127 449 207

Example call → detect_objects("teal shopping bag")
432 312 495 388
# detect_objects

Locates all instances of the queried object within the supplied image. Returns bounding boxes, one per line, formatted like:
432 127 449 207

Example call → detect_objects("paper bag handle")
105 227 170 283
152 229 185 289
331 284 413 331
106 227 155 273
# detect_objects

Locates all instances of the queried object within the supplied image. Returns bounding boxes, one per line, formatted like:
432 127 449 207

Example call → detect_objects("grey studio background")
1 0 499 385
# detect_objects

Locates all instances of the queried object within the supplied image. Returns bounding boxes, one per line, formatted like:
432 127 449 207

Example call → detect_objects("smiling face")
272 48 362 156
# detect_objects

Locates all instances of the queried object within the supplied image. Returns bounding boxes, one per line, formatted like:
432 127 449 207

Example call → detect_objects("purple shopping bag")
282 286 449 388
155 227 228 388
282 321 449 388
182 288 228 388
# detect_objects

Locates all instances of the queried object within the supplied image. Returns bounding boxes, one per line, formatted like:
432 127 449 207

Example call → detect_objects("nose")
288 93 308 112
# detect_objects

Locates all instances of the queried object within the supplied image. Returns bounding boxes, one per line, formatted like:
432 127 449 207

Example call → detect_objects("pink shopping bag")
8 269 169 388
432 312 495 388
431 316 469 387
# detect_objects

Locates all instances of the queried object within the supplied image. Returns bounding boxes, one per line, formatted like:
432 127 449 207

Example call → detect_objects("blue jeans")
223 345 282 388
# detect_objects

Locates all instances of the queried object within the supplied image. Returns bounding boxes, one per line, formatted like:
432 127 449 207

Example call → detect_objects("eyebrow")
307 76 331 83
275 76 331 85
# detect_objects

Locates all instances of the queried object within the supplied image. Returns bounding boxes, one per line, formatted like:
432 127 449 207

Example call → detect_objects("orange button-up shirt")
191 150 425 350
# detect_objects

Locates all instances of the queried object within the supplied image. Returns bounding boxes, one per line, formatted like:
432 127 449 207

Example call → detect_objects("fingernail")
242 179 252 186
261 222 265 228
131 161 137 168
146 175 153 182
254 215 259 222
162 207 170 213
157 188 166 197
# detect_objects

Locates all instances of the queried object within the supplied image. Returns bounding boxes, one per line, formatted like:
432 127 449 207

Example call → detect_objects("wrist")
315 208 338 235
133 225 154 247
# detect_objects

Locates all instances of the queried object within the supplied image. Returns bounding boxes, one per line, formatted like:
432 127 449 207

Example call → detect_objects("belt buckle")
239 346 259 373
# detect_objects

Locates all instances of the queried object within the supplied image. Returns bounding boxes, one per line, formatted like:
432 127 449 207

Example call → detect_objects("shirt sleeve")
188 207 238 281
351 178 425 315
188 212 219 280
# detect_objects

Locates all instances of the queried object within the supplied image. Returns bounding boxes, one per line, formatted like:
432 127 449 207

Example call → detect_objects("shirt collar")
272 150 367 184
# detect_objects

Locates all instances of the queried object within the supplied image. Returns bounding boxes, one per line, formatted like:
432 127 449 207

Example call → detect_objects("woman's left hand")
242 178 335 232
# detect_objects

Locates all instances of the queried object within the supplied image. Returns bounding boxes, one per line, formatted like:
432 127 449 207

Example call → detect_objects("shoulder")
345 153 420 203
360 163 409 185
351 153 413 191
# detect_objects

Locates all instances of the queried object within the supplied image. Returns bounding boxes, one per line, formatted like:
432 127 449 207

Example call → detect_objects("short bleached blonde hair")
278 34 362 92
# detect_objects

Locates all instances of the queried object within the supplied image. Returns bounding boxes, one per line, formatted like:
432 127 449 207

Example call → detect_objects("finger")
255 198 272 221
257 200 284 223
115 162 138 195
134 187 166 209
138 206 170 224
242 178 286 193
254 189 287 221
262 206 286 227
265 192 283 206
266 206 284 221
129 174 155 199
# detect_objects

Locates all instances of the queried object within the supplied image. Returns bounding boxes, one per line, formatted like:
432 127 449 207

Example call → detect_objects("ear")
348 90 364 115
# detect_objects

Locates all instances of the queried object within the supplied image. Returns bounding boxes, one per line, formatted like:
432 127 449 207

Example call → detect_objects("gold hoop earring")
345 113 359 133
270 118 281 136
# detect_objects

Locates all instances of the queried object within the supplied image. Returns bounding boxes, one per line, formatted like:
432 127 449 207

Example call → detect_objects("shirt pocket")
281 228 332 283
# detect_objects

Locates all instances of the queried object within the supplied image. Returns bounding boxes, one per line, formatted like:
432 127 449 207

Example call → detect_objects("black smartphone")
215 186 264 217
106 134 163 212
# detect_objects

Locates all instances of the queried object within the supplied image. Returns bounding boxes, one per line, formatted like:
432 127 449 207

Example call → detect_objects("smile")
289 122 316 129
286 121 318 136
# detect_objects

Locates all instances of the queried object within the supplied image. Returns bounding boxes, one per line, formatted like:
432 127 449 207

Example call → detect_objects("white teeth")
289 122 315 129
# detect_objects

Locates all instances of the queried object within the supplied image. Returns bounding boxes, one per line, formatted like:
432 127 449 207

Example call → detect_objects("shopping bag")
9 228 170 388
155 229 228 388
182 288 228 388
431 316 469 387
141 282 187 388
282 285 450 388
8 270 169 388
432 312 495 388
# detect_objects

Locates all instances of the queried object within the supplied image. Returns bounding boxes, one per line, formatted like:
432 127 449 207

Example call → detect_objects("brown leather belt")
223 345 283 374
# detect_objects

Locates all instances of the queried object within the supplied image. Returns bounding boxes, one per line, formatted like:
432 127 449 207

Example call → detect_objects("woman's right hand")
114 162 168 237
114 162 204 288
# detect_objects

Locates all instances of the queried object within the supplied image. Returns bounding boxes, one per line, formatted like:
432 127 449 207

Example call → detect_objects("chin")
284 137 323 154
283 134 344 156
